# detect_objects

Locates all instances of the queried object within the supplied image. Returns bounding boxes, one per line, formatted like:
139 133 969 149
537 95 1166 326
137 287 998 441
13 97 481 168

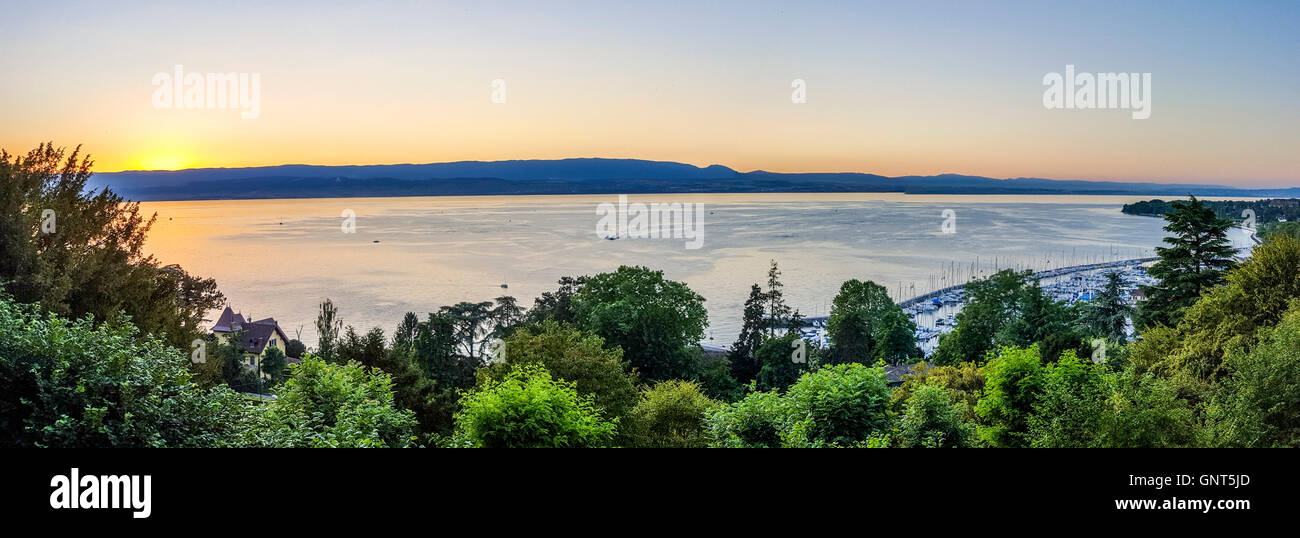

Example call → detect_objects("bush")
898 384 975 448
974 346 1044 448
706 391 789 448
452 365 615 448
238 356 417 447
0 295 246 447
627 380 719 448
785 363 891 447
483 321 639 423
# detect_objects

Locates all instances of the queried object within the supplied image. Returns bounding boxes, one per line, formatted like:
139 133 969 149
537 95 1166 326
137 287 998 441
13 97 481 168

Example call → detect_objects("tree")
337 326 388 370
488 295 526 339
284 338 306 359
572 265 708 381
627 380 719 448
898 384 975 448
413 311 465 388
1076 271 1134 342
891 361 984 422
214 332 261 393
785 363 891 447
0 143 224 352
764 260 792 336
932 270 1031 366
1209 305 1300 447
260 345 289 386
238 357 418 448
440 301 494 361
975 346 1044 448
391 312 420 354
481 321 640 425
995 280 1086 362
1138 196 1237 329
706 391 789 448
315 298 342 362
727 284 767 384
0 294 246 447
526 275 587 325
934 270 1083 365
452 365 616 448
826 279 916 365
1128 234 1300 403
754 333 808 392
1026 351 1109 448
1094 368 1195 448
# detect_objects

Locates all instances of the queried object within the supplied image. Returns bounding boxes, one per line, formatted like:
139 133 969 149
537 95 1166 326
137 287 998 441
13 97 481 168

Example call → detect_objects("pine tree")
1078 271 1133 341
1139 196 1237 328
728 284 766 383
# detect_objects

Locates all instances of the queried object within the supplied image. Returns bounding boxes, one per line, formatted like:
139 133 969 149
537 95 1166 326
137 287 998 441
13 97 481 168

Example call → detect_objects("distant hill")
88 158 1300 201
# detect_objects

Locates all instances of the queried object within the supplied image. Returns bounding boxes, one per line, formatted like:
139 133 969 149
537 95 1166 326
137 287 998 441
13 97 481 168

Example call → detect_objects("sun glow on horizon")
135 155 191 171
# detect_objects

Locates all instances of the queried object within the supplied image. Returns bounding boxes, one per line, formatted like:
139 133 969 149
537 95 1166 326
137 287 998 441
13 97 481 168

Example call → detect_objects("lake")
137 193 1255 348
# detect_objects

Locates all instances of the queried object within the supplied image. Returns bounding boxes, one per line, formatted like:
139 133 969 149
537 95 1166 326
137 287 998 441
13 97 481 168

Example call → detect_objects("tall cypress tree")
1139 196 1238 328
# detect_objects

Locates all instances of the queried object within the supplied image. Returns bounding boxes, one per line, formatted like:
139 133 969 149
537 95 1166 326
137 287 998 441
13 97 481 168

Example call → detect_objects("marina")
801 257 1160 355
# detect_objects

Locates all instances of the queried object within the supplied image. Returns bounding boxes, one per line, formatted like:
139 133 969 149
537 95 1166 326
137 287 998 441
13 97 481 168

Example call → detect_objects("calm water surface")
138 193 1253 347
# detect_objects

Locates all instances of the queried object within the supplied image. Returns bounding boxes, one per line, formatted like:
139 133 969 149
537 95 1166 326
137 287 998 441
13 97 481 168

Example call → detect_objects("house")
211 306 297 371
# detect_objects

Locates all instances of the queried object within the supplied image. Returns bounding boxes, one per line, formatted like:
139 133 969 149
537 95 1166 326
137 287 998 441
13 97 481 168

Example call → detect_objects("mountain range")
88 158 1300 201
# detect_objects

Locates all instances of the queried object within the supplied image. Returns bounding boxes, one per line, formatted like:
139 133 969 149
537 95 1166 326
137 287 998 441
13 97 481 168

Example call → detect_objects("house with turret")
211 306 296 371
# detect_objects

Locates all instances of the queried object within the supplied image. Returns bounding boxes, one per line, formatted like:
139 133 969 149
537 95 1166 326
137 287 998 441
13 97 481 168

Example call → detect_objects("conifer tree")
1139 196 1237 328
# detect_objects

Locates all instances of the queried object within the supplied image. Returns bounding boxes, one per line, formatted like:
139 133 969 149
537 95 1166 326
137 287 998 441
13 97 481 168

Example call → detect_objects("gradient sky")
2 0 1296 186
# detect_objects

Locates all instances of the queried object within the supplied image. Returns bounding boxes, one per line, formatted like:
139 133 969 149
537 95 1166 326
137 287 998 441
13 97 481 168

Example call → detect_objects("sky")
1 0 1296 186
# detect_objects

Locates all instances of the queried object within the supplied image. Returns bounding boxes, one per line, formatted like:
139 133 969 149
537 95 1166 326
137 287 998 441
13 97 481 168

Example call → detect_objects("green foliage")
763 260 792 336
898 384 975 448
694 352 744 403
891 361 984 422
572 265 708 381
1261 220 1300 242
706 391 789 448
315 299 342 362
0 294 245 447
1076 271 1135 342
785 363 891 447
452 365 615 448
284 338 306 359
1124 198 1300 230
1095 369 1196 448
337 326 388 369
1129 234 1300 403
440 301 495 360
727 283 767 384
755 333 809 392
934 270 1084 366
237 356 417 447
261 345 289 385
1026 351 1109 448
932 270 1029 366
627 380 719 448
1138 196 1237 328
1208 306 1300 447
974 346 1044 448
525 275 587 325
0 143 225 352
483 321 639 424
826 279 916 365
